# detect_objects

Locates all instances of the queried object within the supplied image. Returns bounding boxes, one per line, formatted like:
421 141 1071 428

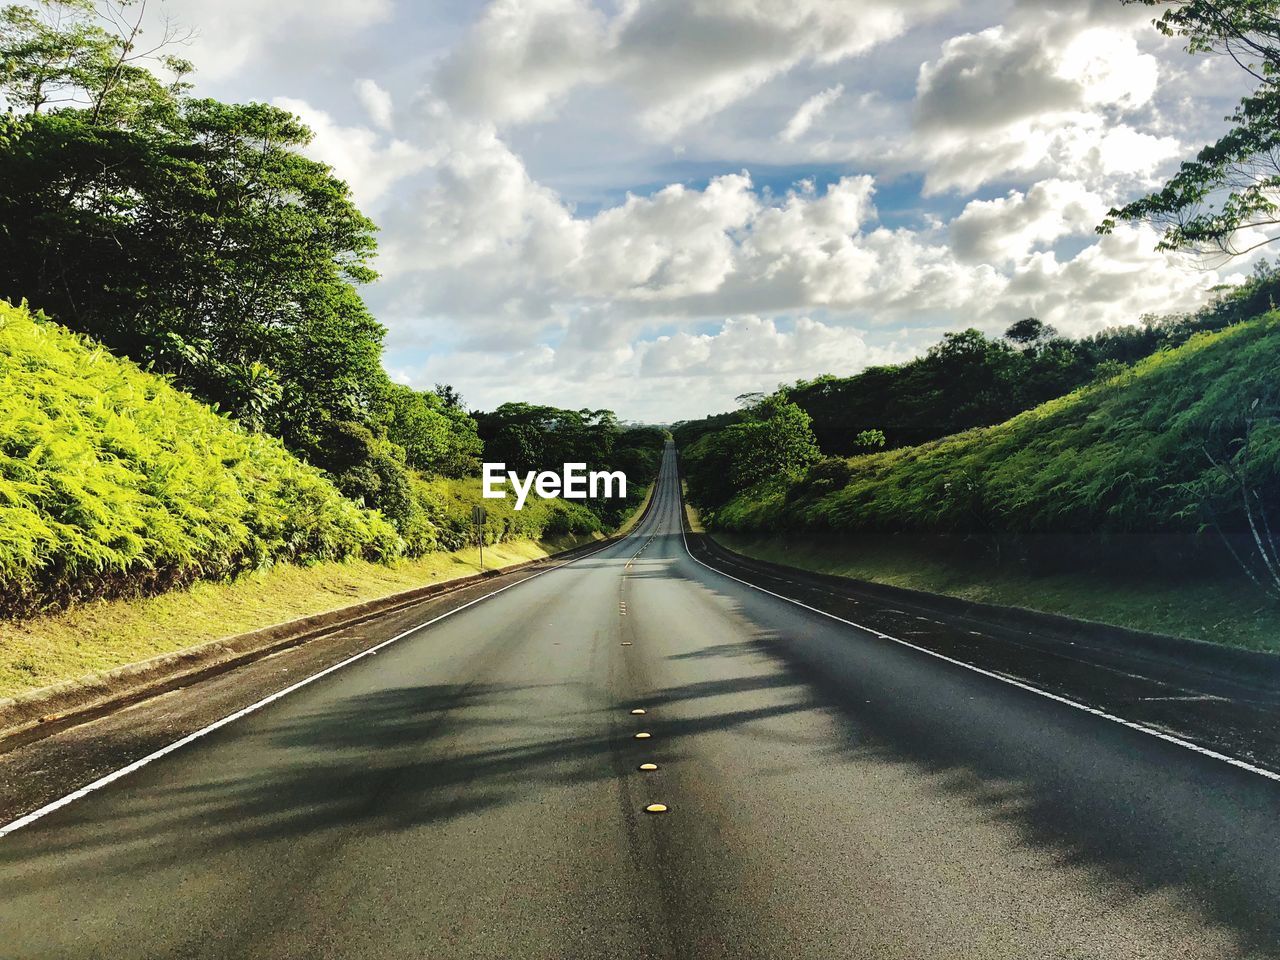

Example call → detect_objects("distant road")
2 444 1278 959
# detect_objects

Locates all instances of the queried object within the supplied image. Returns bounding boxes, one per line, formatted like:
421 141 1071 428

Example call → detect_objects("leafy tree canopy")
0 0 490 528
681 396 820 510
1102 0 1280 256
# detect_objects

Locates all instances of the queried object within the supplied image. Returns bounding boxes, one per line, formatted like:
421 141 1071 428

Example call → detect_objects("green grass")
0 481 652 699
715 532 1280 653
713 314 1280 538
0 534 595 698
0 300 399 615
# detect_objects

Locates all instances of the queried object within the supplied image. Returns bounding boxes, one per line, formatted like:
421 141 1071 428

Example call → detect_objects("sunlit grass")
0 533 601 699
0 300 400 617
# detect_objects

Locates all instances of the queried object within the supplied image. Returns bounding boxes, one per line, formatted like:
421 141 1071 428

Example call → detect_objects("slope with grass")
0 301 403 617
688 313 1280 649
0 301 629 622
711 314 1280 542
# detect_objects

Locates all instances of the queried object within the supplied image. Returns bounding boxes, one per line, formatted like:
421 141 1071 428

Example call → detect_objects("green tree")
683 396 820 509
0 0 192 121
1102 0 1280 256
854 429 886 451
1004 317 1056 349
474 403 620 474
0 3 457 499
380 383 482 478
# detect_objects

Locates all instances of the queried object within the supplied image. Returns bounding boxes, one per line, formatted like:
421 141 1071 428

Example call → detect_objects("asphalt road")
2 445 1279 959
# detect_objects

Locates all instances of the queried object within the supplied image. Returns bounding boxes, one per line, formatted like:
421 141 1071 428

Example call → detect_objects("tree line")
0 0 661 545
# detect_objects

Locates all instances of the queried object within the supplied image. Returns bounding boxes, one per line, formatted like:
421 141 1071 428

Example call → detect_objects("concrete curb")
686 532 1280 692
0 522 642 746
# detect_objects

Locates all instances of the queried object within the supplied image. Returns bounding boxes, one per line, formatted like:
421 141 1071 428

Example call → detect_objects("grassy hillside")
684 314 1280 649
0 301 403 616
712 314 1280 550
0 302 640 620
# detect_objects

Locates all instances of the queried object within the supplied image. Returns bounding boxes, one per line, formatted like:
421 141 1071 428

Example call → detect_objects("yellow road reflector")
630 708 646 715
634 732 651 739
645 803 668 814
620 641 633 646
639 763 658 771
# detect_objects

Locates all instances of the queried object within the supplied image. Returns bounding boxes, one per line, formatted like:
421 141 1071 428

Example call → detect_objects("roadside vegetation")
679 303 1280 647
0 301 400 616
702 314 1280 542
0 301 660 618
0 2 664 635
0 531 608 699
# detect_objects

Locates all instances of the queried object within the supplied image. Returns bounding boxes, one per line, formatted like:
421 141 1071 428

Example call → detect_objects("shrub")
0 301 400 615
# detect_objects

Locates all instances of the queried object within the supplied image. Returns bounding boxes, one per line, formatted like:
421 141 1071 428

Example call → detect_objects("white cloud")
272 98 430 208
911 9 1176 193
950 179 1105 265
372 106 1210 367
429 0 955 137
572 174 758 299
355 78 394 131
432 0 608 125
638 316 884 379
780 84 844 143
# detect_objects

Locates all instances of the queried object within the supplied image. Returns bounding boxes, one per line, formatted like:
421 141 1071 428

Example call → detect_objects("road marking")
634 731 651 739
678 524 1280 784
630 708 646 715
645 803 668 814
639 763 658 771
0 521 649 840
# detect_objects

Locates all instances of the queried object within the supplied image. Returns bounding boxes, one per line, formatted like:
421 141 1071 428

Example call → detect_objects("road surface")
1 445 1278 959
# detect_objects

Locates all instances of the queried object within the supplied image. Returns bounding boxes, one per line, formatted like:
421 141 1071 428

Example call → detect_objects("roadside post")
472 504 487 573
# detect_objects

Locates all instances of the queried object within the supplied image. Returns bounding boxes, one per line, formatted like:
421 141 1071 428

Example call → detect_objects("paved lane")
2 446 1278 958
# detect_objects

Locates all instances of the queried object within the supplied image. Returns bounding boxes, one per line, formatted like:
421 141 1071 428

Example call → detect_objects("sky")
143 0 1259 422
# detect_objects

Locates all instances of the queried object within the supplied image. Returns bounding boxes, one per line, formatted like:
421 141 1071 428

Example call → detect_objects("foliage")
1103 0 1280 255
854 429 886 451
0 1 484 525
474 403 620 473
473 403 665 526
0 301 402 616
379 383 482 478
1195 387 1280 597
0 95 385 440
0 302 651 614
413 475 603 553
699 315 1280 565
0 0 193 121
676 269 1276 458
682 396 820 509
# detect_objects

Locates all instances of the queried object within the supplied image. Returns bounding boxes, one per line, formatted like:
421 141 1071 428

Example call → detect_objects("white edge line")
0 525 648 840
677 522 1280 785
